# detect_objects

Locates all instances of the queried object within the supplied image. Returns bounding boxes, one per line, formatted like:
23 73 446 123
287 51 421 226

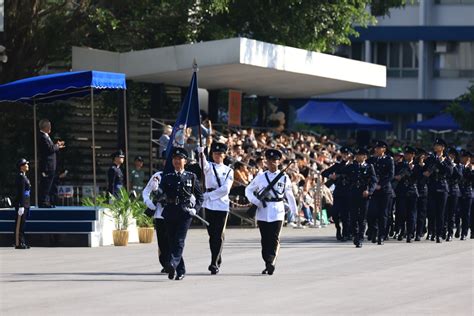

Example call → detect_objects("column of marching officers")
323 138 473 248
140 138 472 280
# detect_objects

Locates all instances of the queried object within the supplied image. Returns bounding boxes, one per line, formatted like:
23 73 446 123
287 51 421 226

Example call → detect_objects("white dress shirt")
202 158 234 211
142 171 164 219
245 170 297 222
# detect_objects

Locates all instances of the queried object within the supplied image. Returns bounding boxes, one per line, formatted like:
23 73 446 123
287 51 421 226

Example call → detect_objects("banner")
228 90 242 126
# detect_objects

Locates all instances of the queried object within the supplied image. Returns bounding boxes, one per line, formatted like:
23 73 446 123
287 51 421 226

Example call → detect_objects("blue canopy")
0 71 126 103
296 101 392 130
407 113 460 131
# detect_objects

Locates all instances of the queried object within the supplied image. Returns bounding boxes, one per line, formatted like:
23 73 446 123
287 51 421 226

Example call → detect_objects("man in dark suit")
160 147 203 281
38 119 65 208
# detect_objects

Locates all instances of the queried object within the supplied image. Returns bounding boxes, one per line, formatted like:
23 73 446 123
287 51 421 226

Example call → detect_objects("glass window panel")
376 42 387 66
402 42 413 68
351 43 363 61
389 43 400 68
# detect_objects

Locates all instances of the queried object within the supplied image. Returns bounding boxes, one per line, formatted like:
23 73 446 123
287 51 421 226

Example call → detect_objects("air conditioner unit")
435 42 448 53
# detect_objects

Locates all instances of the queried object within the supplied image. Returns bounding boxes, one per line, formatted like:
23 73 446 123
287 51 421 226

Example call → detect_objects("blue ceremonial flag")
163 70 201 173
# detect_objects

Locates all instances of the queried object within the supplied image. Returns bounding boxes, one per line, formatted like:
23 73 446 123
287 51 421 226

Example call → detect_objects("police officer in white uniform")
142 170 170 273
198 142 234 275
245 149 297 275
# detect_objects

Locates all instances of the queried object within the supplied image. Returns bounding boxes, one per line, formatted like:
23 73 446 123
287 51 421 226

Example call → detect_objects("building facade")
319 1 474 140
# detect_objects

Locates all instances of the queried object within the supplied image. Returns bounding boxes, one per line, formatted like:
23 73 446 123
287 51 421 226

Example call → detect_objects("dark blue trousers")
332 195 351 238
395 195 417 238
445 195 459 236
368 192 390 240
350 194 369 243
459 196 472 237
165 217 192 275
416 196 428 237
428 191 448 238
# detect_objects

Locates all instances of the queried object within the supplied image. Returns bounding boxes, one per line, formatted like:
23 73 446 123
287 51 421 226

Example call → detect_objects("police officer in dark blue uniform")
367 140 395 245
160 147 203 281
423 138 453 243
346 147 377 248
322 146 353 241
14 158 32 249
445 147 461 241
457 150 472 240
415 148 429 241
393 146 420 243
107 150 125 196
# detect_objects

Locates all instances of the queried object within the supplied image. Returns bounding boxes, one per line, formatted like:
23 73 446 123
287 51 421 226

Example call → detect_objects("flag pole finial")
193 58 198 72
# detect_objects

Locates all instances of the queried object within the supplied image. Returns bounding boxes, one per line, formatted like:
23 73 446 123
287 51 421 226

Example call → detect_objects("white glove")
196 146 205 154
18 207 24 216
187 208 197 216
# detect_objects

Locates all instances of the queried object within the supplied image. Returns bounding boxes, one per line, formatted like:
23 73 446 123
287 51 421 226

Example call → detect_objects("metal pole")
194 60 206 223
33 102 38 206
123 89 130 191
149 118 153 177
91 88 97 204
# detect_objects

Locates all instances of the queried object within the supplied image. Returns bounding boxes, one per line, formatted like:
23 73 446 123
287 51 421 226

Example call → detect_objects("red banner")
228 90 242 126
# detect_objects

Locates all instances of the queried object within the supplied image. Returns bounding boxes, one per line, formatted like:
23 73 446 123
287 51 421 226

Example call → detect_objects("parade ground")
1 226 473 315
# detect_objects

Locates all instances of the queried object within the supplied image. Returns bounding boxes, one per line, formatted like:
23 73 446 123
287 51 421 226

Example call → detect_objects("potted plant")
131 200 155 243
83 188 134 246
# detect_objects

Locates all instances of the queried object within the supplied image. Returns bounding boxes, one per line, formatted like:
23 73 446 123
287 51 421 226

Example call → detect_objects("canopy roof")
0 70 126 104
407 113 460 131
296 100 392 130
72 38 386 98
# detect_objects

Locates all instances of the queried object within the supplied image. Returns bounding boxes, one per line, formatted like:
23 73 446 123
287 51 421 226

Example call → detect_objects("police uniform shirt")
108 165 124 194
142 171 164 219
245 170 297 222
346 161 377 195
202 158 234 211
367 155 394 192
131 168 146 191
15 172 31 209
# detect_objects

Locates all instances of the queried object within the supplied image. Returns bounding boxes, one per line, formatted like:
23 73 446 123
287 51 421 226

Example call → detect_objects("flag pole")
193 59 207 222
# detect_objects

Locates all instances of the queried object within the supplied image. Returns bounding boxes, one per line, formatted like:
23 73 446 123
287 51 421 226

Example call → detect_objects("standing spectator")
14 158 32 249
158 125 172 158
38 119 65 208
108 150 125 196
131 156 146 195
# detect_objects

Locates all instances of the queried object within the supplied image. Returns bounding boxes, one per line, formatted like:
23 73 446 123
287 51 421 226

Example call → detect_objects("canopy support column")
91 88 97 203
33 102 38 206
123 89 129 191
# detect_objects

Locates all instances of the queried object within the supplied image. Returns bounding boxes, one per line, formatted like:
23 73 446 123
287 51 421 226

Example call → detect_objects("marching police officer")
393 146 420 243
198 142 234 275
131 156 146 195
367 140 395 245
245 149 297 275
160 147 203 280
321 146 353 241
457 150 472 240
14 158 32 249
445 147 462 241
142 170 170 273
415 148 429 241
107 150 125 196
346 148 377 248
423 138 453 243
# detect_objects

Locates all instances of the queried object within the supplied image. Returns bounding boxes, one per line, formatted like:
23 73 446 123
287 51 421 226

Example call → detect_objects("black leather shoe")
415 236 421 241
377 238 384 245
208 265 219 275
168 266 175 280
426 234 431 240
336 230 342 241
406 238 411 243
371 237 377 244
397 234 403 241
265 263 275 275
430 235 435 242
356 243 362 248
446 235 452 242
261 269 268 275
455 230 460 238
436 237 441 243
15 244 28 249
175 274 185 281
160 268 167 274
460 235 466 241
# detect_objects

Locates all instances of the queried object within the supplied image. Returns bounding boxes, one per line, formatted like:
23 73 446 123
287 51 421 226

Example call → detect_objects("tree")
445 83 474 132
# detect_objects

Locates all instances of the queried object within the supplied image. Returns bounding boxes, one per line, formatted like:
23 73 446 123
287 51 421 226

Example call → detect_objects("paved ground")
1 225 473 315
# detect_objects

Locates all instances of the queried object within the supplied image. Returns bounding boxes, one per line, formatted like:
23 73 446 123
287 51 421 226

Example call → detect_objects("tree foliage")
1 0 406 84
445 83 474 132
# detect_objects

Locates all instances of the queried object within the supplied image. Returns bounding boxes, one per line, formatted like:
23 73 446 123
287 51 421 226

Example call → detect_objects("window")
335 43 364 61
372 42 419 78
435 0 474 4
434 42 474 78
